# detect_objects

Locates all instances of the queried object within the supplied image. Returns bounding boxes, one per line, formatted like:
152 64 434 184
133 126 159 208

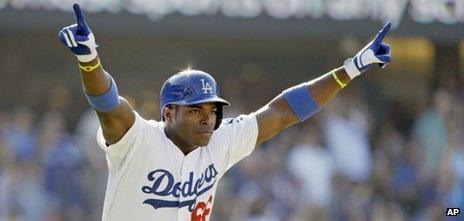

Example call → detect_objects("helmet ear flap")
214 104 223 130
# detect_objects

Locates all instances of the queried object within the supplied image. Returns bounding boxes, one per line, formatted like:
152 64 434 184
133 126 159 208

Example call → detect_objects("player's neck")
164 127 197 155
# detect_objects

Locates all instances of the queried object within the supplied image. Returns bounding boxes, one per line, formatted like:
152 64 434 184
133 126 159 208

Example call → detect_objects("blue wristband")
282 83 320 122
85 75 120 112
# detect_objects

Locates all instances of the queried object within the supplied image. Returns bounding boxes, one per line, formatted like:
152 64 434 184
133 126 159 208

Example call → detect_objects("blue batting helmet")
160 70 230 129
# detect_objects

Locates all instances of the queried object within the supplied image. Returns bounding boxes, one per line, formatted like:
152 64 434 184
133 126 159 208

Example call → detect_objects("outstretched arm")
255 67 350 143
58 4 134 145
255 22 392 144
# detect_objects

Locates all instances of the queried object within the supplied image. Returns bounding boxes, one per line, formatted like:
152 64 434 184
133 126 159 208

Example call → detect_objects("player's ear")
163 105 175 121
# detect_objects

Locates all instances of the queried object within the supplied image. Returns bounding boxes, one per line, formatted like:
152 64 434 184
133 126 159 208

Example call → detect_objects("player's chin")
194 132 213 146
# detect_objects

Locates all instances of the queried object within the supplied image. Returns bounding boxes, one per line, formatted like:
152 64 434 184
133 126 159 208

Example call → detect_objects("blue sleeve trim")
84 75 120 112
282 83 320 122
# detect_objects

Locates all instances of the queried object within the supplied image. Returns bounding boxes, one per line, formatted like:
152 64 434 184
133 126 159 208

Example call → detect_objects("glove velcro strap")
343 58 361 80
77 51 98 63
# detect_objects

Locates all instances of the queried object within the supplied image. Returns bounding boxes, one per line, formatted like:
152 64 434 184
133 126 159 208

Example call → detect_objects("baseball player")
58 4 391 221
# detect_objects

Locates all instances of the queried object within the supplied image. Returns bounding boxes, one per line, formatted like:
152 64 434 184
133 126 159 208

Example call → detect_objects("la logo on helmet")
200 79 214 94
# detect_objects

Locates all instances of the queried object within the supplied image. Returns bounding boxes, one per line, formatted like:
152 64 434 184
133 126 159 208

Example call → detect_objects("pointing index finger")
373 22 391 44
73 3 86 27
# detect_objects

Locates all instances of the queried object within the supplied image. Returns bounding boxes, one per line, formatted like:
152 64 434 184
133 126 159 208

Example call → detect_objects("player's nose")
199 112 215 128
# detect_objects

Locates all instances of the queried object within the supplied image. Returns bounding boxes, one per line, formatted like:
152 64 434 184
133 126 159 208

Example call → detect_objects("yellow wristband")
332 70 346 88
78 59 101 72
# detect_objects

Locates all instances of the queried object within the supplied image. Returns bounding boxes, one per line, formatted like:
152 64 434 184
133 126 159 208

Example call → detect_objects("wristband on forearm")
331 70 347 88
84 75 120 112
282 83 321 122
78 58 101 72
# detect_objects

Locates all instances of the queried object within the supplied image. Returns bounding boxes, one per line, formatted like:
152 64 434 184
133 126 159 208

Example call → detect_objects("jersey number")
191 195 213 221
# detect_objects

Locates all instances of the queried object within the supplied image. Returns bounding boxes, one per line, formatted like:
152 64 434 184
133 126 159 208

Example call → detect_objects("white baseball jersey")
96 111 258 221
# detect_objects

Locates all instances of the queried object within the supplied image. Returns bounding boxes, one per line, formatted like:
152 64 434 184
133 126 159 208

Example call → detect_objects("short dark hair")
166 104 178 110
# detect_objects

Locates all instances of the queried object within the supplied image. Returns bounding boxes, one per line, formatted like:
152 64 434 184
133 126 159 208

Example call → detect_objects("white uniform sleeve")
96 112 151 177
215 113 259 171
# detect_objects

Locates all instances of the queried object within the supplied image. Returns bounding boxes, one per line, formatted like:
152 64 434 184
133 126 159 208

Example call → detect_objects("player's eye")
190 109 201 114
210 109 217 115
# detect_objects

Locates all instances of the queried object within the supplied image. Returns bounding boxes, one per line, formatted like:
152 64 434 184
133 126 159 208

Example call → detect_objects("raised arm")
255 22 392 144
58 4 135 145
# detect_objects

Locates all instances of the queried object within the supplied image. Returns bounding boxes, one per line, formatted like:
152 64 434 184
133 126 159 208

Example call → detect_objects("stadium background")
1 1 464 220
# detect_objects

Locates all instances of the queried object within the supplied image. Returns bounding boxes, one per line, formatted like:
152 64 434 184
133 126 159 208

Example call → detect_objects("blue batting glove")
58 4 98 62
344 22 392 79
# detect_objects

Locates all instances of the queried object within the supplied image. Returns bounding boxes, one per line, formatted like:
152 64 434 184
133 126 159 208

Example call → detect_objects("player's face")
171 103 217 148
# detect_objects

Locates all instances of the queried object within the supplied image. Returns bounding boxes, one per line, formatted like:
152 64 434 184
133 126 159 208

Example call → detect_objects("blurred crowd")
0 68 463 221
